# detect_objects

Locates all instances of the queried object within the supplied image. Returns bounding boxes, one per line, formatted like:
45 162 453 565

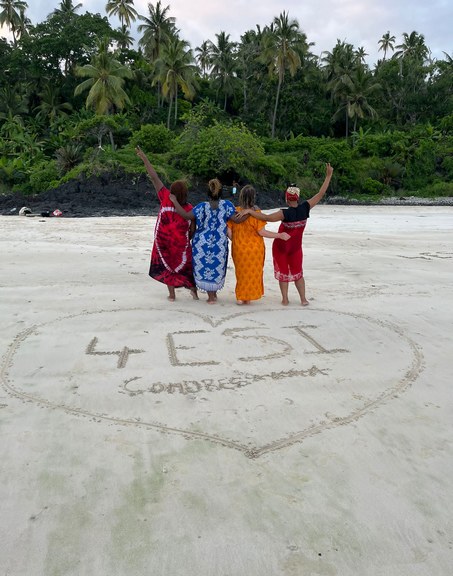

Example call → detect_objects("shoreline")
2 195 453 219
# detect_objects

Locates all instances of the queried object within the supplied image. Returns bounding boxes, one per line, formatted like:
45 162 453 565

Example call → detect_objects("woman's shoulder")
221 199 235 211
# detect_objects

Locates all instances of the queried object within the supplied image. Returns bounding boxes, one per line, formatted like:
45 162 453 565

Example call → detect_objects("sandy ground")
0 206 452 576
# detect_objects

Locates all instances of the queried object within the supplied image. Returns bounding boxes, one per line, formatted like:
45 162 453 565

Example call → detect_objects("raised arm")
169 193 195 221
307 163 333 208
135 146 164 193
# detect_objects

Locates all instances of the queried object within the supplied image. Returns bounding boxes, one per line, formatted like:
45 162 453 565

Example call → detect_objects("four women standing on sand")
137 144 333 306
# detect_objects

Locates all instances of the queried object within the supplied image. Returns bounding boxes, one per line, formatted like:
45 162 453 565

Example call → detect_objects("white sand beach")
0 206 452 575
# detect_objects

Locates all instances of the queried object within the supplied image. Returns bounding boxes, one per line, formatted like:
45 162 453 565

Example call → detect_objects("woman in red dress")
242 163 333 306
136 147 198 301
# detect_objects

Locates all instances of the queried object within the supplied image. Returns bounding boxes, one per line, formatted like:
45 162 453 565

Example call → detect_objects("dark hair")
170 180 188 205
208 178 222 199
238 185 256 209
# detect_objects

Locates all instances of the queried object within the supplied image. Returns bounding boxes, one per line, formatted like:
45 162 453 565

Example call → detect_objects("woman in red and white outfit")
242 163 333 306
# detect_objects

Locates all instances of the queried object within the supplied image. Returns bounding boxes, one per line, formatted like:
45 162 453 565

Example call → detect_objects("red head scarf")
285 186 300 203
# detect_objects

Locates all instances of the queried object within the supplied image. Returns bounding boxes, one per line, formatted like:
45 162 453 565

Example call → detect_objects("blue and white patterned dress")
192 199 236 292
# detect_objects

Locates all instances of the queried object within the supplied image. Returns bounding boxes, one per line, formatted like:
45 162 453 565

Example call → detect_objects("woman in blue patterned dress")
170 178 240 304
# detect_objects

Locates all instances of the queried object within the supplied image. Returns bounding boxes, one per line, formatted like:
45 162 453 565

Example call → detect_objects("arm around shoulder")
246 209 284 222
169 193 195 221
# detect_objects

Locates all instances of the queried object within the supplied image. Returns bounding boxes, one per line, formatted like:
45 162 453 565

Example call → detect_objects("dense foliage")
0 0 452 198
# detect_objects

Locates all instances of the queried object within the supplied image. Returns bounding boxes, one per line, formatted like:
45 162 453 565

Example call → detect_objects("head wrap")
285 186 300 202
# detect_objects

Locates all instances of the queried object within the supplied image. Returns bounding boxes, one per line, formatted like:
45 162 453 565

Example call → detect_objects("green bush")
253 155 286 188
130 123 175 154
28 160 59 193
176 122 265 181
440 155 453 179
404 139 437 188
355 131 408 158
438 114 453 135
420 181 453 197
361 177 385 195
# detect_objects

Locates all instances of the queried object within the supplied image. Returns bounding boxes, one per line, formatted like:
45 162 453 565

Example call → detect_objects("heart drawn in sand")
1 307 423 458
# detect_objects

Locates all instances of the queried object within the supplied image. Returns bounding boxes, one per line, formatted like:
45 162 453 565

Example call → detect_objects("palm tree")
53 0 82 16
138 1 177 107
393 31 428 76
0 83 28 119
237 29 262 113
260 11 306 137
74 37 134 115
195 41 211 79
0 0 29 45
322 40 358 136
138 0 176 62
105 0 138 29
153 38 197 128
333 66 380 135
34 84 73 126
208 31 237 111
378 31 395 61
115 23 134 51
394 31 428 62
355 46 368 65
15 7 29 38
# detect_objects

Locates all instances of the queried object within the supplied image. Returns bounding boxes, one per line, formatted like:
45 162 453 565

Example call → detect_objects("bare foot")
281 299 289 306
236 300 250 305
301 299 309 306
207 299 217 305
189 288 199 300
167 286 176 301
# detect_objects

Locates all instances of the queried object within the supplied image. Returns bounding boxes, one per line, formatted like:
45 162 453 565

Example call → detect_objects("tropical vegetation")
0 0 452 199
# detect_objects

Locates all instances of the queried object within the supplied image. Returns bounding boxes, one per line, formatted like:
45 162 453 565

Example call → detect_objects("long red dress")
149 186 195 288
272 201 310 282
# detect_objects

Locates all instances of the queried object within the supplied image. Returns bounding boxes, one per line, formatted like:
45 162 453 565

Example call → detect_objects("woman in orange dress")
227 185 290 305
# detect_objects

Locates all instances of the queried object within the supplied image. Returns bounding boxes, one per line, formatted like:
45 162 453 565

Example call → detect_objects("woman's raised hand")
326 162 334 177
135 146 146 161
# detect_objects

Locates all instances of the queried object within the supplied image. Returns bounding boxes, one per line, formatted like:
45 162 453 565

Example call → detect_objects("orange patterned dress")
228 207 267 301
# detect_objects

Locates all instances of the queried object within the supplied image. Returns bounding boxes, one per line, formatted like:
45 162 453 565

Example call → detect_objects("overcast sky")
5 0 453 65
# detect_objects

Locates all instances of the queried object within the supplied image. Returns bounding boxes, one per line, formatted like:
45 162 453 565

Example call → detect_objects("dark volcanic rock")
1 173 451 217
0 173 284 217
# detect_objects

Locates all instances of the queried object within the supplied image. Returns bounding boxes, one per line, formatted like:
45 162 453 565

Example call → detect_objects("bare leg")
189 287 199 300
207 291 217 304
279 281 289 306
167 285 176 301
295 277 309 306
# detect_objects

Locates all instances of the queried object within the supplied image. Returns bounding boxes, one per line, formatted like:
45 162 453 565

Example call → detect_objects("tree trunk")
272 77 282 138
109 129 115 150
167 98 172 129
345 104 349 138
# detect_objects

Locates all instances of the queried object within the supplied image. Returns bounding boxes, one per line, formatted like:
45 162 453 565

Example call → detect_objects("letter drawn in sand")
286 325 349 355
86 337 144 368
166 330 220 366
